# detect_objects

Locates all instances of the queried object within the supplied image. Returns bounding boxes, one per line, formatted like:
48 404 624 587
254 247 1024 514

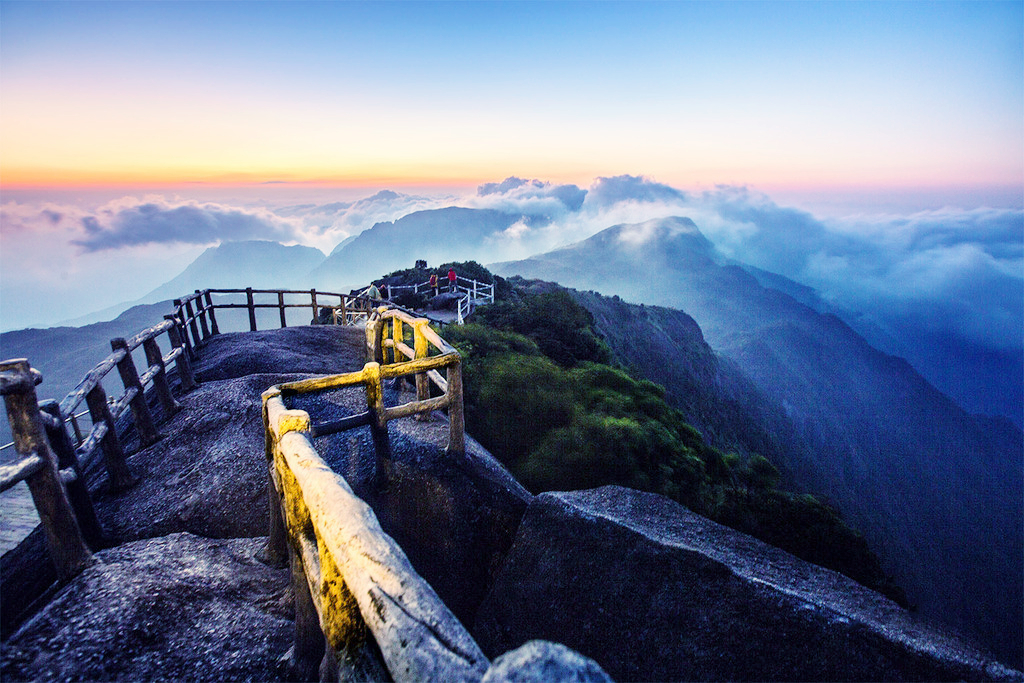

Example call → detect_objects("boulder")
193 325 366 382
483 640 612 683
427 292 464 311
474 486 1021 682
90 372 317 542
1 533 292 682
291 382 533 630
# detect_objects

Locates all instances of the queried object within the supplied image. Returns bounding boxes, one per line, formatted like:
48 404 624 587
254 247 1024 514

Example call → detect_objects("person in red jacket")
447 267 457 292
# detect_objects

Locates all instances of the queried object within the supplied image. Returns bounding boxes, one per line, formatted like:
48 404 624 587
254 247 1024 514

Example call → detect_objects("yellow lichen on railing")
261 388 488 682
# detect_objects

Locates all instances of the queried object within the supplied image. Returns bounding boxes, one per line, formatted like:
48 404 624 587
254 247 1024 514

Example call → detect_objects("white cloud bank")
3 177 1020 365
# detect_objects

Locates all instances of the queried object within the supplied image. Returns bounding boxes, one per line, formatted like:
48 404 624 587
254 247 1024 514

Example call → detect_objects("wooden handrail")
261 311 483 680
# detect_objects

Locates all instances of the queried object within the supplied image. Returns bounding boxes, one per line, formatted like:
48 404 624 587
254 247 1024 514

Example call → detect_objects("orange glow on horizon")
2 162 1019 198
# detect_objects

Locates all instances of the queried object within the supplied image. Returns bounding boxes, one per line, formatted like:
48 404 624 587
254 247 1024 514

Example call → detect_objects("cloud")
468 177 587 214
585 174 687 208
682 188 1023 352
71 199 301 251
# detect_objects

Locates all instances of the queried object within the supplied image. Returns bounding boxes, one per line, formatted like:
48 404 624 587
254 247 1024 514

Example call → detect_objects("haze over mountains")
492 217 1023 666
3 179 1021 665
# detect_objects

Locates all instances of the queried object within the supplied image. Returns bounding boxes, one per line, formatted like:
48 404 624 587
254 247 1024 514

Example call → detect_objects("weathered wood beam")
111 338 160 447
0 358 92 580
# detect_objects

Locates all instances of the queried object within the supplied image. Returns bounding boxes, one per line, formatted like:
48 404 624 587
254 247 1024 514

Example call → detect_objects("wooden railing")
0 316 194 578
2 286 476 679
168 288 379 351
261 306 474 679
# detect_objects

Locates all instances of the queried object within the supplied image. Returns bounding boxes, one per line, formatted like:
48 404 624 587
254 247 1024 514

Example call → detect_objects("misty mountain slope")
493 216 1023 667
57 241 328 328
310 207 545 289
567 288 800 469
143 240 326 302
0 301 176 450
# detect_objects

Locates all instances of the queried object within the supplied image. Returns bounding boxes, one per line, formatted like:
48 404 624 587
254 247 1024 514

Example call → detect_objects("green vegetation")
426 265 906 605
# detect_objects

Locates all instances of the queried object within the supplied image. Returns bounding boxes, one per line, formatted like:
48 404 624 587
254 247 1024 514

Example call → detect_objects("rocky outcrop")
482 640 611 683
1 533 292 682
474 486 1020 682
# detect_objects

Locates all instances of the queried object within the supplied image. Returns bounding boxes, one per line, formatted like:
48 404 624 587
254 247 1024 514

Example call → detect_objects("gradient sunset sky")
2 0 1021 201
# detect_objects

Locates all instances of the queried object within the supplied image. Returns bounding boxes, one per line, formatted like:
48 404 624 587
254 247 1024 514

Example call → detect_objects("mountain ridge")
492 216 1024 667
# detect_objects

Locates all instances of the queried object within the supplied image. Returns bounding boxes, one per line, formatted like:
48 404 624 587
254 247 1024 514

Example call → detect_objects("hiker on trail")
429 273 438 296
447 267 457 292
367 282 381 300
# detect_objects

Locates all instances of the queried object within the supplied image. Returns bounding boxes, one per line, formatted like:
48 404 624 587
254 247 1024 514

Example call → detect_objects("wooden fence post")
414 322 430 404
262 399 288 567
246 288 258 331
38 399 104 549
69 412 84 445
164 315 197 391
391 317 402 365
289 544 326 679
172 301 196 362
195 290 211 340
365 318 383 365
143 336 181 417
446 359 465 455
85 382 135 491
184 298 201 349
204 291 220 336
0 359 93 580
278 291 287 329
310 289 318 324
110 338 160 447
363 363 392 481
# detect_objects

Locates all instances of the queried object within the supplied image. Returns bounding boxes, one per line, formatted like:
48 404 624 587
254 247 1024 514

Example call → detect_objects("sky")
1 1 1021 195
0 1 1021 368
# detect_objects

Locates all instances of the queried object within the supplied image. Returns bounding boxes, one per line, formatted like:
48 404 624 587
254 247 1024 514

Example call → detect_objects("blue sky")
1 1 1021 194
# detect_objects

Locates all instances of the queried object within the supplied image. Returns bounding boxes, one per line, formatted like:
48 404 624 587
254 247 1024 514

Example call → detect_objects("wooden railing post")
363 363 392 478
278 291 287 328
446 358 465 455
414 322 430 405
310 289 318 324
365 318 383 365
85 382 135 491
172 301 194 360
289 543 326 678
0 359 93 580
391 317 403 365
195 290 211 340
261 394 288 567
341 297 347 325
164 315 197 390
204 291 220 336
111 338 160 447
183 298 202 349
246 287 258 331
39 399 104 549
69 412 84 446
143 336 181 417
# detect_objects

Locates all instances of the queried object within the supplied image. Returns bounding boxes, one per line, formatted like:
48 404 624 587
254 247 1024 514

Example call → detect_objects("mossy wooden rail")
261 307 476 680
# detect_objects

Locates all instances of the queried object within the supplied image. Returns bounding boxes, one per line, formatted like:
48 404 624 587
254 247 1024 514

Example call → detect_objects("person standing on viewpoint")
447 267 457 293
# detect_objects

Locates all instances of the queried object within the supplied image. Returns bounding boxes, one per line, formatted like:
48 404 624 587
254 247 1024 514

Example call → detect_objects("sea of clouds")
3 175 1021 366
